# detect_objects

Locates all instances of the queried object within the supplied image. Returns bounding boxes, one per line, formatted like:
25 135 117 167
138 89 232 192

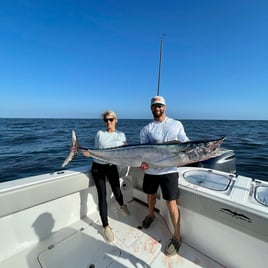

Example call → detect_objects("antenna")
157 34 166 96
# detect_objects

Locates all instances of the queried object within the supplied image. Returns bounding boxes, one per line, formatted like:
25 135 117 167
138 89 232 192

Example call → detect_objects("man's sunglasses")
104 118 114 123
151 104 165 109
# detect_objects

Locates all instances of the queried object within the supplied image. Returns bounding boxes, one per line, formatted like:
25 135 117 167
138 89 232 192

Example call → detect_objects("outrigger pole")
157 34 166 96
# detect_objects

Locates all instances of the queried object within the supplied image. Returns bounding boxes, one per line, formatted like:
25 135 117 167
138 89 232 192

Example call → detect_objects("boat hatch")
38 229 121 268
183 170 232 191
255 186 268 207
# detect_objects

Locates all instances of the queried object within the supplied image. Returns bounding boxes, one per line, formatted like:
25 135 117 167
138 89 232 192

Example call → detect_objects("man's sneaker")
104 226 114 243
165 237 182 256
119 204 129 216
142 215 155 228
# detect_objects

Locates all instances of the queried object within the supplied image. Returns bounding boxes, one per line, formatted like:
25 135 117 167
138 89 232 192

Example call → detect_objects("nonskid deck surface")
37 200 223 268
1 200 224 268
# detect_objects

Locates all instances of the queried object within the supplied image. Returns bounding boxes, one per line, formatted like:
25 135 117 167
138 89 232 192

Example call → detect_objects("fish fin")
61 130 79 168
62 150 76 168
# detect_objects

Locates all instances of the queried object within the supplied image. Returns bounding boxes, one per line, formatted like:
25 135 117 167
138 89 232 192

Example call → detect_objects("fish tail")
61 130 80 167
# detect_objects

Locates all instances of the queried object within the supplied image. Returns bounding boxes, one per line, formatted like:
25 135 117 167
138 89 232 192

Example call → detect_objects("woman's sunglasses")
104 118 114 123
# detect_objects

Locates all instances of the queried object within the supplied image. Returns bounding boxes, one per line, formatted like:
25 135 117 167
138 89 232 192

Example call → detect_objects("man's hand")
140 162 149 170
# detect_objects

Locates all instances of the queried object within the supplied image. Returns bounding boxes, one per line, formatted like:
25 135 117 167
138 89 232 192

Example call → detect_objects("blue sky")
0 0 267 120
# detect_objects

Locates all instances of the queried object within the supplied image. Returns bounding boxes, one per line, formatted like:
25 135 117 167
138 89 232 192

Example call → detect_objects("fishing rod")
157 34 166 96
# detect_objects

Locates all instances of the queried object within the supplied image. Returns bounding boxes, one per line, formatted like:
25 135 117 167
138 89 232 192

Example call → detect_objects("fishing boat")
1 147 268 268
1 38 267 267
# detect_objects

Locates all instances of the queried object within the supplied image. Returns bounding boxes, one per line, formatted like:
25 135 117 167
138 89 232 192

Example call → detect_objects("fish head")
204 136 225 153
185 137 225 164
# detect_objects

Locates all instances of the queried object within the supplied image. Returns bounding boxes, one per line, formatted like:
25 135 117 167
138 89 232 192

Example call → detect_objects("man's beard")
152 110 164 119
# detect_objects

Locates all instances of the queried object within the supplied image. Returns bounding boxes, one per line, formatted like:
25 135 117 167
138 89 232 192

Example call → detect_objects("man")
140 96 189 256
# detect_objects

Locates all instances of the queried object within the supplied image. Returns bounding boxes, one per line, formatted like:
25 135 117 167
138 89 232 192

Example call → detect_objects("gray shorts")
143 172 179 201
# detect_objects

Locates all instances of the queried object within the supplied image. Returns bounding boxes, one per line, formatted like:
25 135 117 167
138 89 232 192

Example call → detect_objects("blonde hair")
102 110 118 122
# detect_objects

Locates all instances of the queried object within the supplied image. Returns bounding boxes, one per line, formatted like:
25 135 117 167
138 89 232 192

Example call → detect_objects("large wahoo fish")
62 130 225 168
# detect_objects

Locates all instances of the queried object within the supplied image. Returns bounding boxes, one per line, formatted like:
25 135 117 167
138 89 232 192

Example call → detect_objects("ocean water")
0 118 267 182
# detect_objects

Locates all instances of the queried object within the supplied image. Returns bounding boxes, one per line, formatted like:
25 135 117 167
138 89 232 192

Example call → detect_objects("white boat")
1 150 268 268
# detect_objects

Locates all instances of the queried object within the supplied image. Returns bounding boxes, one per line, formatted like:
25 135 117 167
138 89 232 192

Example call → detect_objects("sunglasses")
151 104 165 109
104 118 114 123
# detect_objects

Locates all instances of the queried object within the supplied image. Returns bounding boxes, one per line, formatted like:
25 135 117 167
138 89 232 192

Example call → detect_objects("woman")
83 110 129 243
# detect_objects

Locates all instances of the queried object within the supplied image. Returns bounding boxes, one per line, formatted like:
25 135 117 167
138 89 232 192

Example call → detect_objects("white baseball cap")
151 96 166 106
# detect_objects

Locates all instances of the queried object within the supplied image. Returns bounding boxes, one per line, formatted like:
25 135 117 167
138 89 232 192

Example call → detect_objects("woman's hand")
82 150 90 157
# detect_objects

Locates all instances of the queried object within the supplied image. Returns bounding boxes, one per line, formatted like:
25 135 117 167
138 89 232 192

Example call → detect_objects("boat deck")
2 199 224 268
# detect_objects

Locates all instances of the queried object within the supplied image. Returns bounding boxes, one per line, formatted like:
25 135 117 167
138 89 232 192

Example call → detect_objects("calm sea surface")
0 118 267 182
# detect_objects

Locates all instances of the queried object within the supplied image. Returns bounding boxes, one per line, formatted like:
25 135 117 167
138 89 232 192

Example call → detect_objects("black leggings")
91 162 124 228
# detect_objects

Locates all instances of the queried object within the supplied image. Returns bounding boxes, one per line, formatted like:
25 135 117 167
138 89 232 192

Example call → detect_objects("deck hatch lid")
38 231 120 268
183 170 232 191
255 186 268 207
